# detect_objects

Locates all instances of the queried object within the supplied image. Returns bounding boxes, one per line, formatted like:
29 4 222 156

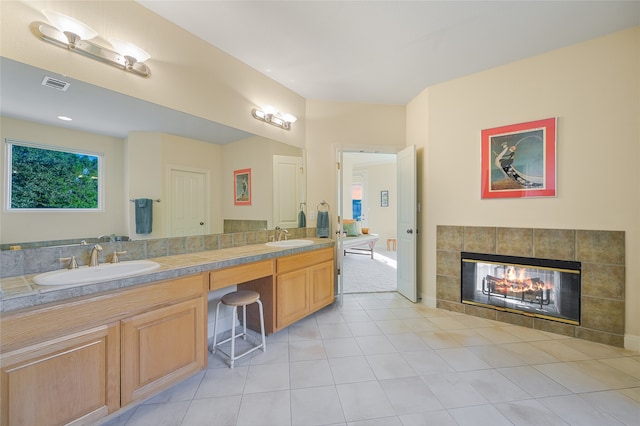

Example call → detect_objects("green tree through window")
8 142 101 209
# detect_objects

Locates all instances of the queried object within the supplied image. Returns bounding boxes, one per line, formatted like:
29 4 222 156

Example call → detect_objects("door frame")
335 145 412 299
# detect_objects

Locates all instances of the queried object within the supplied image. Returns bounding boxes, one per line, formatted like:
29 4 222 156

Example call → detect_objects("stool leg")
242 304 247 340
230 306 237 368
211 300 222 353
257 299 266 352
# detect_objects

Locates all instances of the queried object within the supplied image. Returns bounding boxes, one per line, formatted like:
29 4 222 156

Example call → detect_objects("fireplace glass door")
461 252 581 325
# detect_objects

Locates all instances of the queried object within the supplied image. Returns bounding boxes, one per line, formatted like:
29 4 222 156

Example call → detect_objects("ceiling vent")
41 76 70 91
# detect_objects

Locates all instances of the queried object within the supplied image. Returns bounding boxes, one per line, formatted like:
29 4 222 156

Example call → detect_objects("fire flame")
496 266 551 292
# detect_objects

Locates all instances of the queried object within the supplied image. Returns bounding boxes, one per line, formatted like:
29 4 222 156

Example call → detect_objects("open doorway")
340 152 397 293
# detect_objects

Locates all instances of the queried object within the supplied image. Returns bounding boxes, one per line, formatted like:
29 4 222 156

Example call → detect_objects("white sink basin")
265 239 314 248
34 260 160 286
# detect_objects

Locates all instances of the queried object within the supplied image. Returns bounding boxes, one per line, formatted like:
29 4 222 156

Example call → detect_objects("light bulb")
42 10 97 41
109 38 151 63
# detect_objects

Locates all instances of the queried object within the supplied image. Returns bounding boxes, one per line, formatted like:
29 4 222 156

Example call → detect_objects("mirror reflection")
0 58 305 246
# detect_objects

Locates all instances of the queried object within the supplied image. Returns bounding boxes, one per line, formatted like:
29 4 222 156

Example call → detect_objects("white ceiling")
138 0 640 105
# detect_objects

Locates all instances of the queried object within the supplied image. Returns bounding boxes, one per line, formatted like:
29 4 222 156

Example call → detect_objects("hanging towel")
298 208 306 228
135 198 153 234
316 211 329 238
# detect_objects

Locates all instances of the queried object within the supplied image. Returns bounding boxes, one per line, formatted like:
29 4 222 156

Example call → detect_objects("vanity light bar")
30 13 151 78
251 108 297 130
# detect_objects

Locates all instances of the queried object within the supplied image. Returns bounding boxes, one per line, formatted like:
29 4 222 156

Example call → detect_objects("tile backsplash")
1 227 315 278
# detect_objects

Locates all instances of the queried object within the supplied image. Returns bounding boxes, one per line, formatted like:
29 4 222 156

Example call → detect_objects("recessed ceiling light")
57 115 72 121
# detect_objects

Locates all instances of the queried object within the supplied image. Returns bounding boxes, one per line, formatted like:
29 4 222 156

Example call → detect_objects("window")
5 140 103 210
352 182 362 220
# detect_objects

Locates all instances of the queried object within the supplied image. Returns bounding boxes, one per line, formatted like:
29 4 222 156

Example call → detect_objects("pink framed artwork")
481 117 557 199
234 168 252 205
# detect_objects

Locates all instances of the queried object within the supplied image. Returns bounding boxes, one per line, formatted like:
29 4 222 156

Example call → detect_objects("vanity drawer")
209 260 274 291
276 247 334 274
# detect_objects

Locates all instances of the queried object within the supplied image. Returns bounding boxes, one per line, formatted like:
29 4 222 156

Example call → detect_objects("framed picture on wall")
234 168 252 205
381 190 389 207
481 117 557 199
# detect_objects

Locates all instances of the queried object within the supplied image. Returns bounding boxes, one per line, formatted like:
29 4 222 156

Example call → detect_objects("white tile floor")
101 292 640 426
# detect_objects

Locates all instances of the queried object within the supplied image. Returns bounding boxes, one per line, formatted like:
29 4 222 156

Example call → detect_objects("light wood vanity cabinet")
121 295 206 405
0 323 120 426
309 258 335 311
276 247 335 329
276 268 310 328
214 247 335 333
0 274 208 426
0 245 333 425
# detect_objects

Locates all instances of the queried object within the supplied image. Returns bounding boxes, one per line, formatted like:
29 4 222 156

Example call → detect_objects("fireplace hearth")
461 252 581 325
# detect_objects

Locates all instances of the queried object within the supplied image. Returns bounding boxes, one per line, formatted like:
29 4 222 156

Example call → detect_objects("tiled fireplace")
436 226 625 347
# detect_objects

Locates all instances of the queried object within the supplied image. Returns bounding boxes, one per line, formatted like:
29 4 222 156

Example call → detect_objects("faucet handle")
111 251 127 264
60 256 78 269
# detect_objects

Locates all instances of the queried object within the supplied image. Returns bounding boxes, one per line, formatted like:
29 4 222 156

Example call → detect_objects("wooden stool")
386 238 397 251
211 290 266 368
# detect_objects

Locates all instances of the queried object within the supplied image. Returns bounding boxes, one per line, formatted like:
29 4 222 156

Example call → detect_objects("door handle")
406 229 413 234
200 222 204 225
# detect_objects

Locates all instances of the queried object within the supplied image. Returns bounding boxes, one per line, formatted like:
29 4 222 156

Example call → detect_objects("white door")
397 145 418 302
336 148 345 300
273 155 303 229
169 168 208 237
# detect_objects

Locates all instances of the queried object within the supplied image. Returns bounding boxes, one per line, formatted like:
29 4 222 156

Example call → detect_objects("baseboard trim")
624 333 640 352
421 294 437 308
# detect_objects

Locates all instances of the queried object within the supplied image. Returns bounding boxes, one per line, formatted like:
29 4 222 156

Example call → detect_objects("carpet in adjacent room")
342 248 397 293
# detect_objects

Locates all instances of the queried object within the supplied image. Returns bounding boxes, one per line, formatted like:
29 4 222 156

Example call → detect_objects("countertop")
0 238 335 314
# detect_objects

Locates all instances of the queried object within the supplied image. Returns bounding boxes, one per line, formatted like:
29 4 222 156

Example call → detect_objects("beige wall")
305 100 406 225
0 117 126 242
364 162 397 242
407 27 640 350
345 162 397 242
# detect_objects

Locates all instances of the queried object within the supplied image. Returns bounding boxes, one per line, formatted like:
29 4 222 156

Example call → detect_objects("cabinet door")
276 269 309 329
0 324 120 426
309 260 335 312
121 297 206 405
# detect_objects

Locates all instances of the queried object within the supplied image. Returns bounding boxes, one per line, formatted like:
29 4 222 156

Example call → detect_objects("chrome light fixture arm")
30 21 151 78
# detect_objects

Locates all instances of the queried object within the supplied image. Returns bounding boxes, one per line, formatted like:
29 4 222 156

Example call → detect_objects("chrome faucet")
89 244 103 267
59 256 78 269
111 250 127 264
277 229 289 241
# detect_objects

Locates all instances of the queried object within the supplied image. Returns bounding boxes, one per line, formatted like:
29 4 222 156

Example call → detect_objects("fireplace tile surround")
436 226 626 347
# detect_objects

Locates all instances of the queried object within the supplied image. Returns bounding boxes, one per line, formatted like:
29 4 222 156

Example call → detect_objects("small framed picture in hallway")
234 168 252 205
381 190 389 207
